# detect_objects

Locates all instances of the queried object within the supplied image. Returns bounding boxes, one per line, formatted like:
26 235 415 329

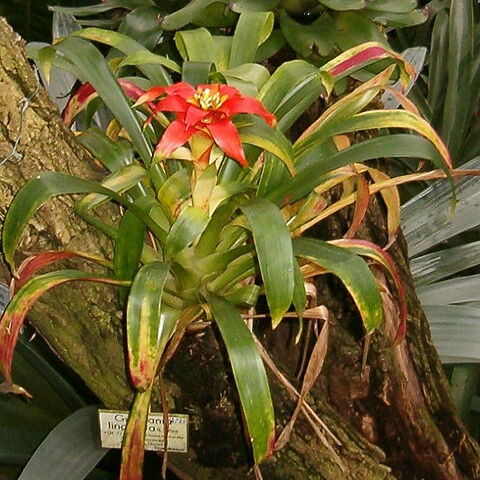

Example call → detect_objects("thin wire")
0 65 41 166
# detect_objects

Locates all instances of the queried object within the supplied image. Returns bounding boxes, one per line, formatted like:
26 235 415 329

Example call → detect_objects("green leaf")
157 169 191 222
207 251 256 292
160 0 229 31
54 36 152 164
222 63 270 96
292 257 306 319
207 294 275 463
279 11 335 58
273 72 324 132
362 9 427 28
240 198 294 326
331 238 407 342
164 206 209 260
440 0 474 162
17 406 108 480
78 128 134 172
175 28 215 62
258 60 319 113
182 61 213 85
116 50 181 74
196 198 239 257
72 28 171 86
0 270 125 385
237 115 295 176
50 0 154 16
293 238 383 331
294 110 452 170
255 29 286 62
211 35 233 70
126 262 175 390
15 251 111 292
76 164 147 211
320 0 365 10
334 12 388 51
229 12 274 68
2 172 165 271
38 46 56 84
117 6 164 50
230 0 279 13
366 0 417 13
114 210 147 306
256 152 290 199
272 134 445 205
224 284 260 306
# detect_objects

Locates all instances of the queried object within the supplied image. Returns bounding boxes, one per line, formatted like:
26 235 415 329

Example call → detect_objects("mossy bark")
0 17 479 480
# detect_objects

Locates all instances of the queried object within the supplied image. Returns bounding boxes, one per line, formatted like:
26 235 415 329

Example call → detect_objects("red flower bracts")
134 82 276 167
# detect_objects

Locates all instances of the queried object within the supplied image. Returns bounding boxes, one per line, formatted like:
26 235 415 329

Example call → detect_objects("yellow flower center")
192 88 228 110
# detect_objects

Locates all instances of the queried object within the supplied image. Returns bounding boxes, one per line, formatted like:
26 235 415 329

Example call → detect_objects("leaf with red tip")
62 78 148 126
120 386 153 480
0 270 127 386
329 238 408 344
62 82 96 125
14 251 111 292
321 42 414 85
126 262 178 391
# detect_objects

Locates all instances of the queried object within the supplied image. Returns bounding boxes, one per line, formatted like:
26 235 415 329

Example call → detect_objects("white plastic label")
98 409 188 452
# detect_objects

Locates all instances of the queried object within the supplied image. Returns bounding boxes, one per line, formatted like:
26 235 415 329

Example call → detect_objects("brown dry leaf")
344 175 370 239
275 319 329 451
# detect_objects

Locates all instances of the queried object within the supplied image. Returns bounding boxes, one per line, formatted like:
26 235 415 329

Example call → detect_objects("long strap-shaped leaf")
207 294 275 463
127 261 176 391
294 110 452 170
271 134 444 204
14 250 111 292
440 0 473 161
120 385 153 480
238 115 295 176
0 270 126 385
2 172 166 272
114 210 147 306
229 12 274 68
160 0 228 30
54 36 152 164
258 60 320 119
240 198 294 327
72 28 172 86
18 405 109 480
50 0 154 17
293 238 383 332
330 239 407 343
164 206 209 260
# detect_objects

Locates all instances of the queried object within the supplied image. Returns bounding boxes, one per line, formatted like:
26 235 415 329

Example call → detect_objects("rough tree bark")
0 17 479 480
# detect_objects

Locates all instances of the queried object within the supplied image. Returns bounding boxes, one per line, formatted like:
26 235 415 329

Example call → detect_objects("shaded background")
0 0 94 42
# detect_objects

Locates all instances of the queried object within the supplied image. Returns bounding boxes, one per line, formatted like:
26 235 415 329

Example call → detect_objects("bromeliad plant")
0 11 452 480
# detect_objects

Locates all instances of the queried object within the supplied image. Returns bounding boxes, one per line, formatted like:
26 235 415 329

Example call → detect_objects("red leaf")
328 46 391 77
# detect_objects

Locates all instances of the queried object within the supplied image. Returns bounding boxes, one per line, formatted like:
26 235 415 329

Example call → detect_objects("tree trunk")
0 17 479 480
